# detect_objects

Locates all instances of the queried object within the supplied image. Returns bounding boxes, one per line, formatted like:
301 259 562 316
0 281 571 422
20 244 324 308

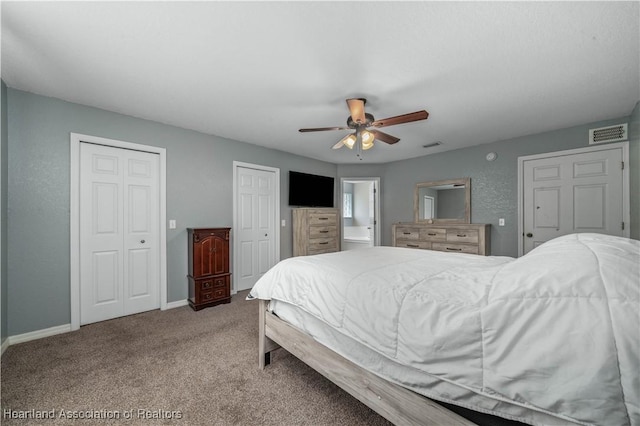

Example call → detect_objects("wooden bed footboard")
257 299 476 426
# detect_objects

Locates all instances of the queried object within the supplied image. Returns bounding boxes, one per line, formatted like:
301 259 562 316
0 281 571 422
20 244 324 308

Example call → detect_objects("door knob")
526 233 533 238
140 239 146 243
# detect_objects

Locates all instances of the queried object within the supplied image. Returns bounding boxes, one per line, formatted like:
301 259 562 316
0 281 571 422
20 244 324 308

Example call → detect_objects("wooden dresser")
187 228 231 311
392 223 491 255
293 208 340 256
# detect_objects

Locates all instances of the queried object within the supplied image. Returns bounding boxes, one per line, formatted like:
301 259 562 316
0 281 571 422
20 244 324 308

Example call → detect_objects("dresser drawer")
196 275 229 292
308 237 338 252
395 227 420 240
188 273 231 311
432 243 479 255
200 285 230 303
308 212 338 226
419 228 446 241
446 229 479 244
308 246 338 255
395 241 432 249
392 223 490 256
192 228 229 241
309 225 338 238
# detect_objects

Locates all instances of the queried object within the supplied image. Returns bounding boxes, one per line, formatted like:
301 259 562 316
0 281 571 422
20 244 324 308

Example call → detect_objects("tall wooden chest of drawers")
187 228 231 311
293 208 340 256
392 223 491 255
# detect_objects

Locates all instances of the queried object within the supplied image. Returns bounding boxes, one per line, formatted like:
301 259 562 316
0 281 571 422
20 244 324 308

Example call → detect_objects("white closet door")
80 143 160 325
522 146 624 254
235 166 277 291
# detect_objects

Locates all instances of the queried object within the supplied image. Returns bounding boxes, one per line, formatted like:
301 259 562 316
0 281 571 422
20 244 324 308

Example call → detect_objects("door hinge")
622 222 625 230
622 161 625 170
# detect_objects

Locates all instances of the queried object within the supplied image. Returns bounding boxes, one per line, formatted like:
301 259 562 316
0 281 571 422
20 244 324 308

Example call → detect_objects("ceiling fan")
299 98 429 156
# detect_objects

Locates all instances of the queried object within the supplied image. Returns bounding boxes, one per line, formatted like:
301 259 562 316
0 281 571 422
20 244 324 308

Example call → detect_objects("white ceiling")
2 1 639 164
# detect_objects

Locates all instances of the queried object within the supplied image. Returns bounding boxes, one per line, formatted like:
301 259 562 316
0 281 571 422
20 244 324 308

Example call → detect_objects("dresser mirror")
414 178 470 223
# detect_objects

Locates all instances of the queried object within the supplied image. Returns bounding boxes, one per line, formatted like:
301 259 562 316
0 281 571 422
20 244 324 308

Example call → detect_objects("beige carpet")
1 291 392 425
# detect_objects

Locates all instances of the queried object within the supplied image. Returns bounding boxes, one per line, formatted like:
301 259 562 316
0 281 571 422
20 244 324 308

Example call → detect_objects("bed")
248 233 639 426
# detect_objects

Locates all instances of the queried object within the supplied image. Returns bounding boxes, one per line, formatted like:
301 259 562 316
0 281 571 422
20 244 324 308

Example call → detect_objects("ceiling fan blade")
372 130 400 145
346 98 366 124
371 110 429 128
299 126 350 132
331 140 345 149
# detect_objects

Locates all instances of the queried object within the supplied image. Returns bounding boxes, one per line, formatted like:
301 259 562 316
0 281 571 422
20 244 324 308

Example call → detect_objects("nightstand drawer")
432 243 479 254
446 229 479 244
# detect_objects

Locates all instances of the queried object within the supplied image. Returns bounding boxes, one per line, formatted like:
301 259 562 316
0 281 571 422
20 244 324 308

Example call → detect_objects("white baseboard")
8 323 72 347
163 299 188 310
2 304 189 354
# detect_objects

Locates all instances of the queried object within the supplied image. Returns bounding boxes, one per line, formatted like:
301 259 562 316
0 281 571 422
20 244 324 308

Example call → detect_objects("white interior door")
80 143 160 325
234 164 278 291
521 144 627 255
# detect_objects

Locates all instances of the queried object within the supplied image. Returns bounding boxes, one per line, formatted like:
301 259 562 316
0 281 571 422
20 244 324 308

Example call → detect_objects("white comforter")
249 233 640 426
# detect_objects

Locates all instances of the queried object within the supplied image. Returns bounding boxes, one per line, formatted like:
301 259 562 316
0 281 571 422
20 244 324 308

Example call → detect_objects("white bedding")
248 233 640 426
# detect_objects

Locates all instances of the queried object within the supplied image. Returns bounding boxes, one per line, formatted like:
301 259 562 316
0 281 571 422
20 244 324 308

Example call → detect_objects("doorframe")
232 161 280 294
517 141 629 257
70 133 167 331
339 177 381 247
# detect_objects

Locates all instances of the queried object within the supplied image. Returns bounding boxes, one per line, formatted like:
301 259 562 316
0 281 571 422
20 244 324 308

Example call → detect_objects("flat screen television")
288 171 334 207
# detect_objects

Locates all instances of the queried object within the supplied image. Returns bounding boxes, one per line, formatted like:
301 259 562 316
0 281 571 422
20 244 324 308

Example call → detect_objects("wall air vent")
589 123 627 145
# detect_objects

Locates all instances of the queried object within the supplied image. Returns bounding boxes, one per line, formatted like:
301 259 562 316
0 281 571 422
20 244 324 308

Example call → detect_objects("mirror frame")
414 177 471 223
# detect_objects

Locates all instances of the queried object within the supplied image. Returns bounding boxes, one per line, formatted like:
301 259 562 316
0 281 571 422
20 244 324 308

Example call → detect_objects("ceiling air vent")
589 123 627 145
422 141 442 149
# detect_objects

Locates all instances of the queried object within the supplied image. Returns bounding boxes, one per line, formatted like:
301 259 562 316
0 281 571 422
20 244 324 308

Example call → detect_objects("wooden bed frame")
258 299 476 425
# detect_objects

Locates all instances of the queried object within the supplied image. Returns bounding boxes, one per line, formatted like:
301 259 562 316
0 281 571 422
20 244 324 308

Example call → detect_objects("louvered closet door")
79 142 160 325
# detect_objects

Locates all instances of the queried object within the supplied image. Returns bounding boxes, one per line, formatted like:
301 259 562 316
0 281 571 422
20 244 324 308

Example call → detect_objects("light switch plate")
169 220 176 229
498 218 505 226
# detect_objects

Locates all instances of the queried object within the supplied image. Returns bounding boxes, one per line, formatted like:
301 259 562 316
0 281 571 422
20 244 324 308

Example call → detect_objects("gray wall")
1 81 8 346
6 88 336 336
339 112 638 257
4 86 638 337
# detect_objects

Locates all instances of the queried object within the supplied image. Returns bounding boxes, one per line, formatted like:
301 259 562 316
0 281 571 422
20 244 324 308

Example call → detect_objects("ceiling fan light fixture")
361 130 375 150
343 134 357 149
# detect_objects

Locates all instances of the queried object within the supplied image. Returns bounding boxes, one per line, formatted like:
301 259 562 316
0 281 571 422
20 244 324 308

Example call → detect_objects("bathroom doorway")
340 177 380 250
